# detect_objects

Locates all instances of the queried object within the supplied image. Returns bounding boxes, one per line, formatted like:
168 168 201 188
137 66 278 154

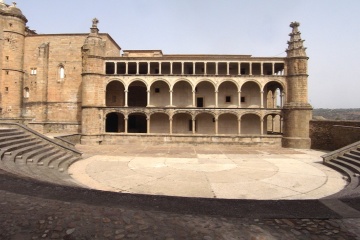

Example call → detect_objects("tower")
282 22 313 148
81 18 106 136
0 1 27 118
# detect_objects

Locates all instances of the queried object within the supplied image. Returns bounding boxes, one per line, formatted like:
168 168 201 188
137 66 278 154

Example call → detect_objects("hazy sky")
11 0 360 108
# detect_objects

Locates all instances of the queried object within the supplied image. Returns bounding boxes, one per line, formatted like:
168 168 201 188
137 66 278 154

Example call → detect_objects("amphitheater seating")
0 124 82 187
322 141 360 197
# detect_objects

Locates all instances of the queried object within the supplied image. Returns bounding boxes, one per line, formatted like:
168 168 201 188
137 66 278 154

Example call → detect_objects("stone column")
204 62 207 75
215 91 218 107
181 62 184 75
249 62 252 75
238 62 241 75
193 62 196 75
147 90 150 107
125 62 128 74
215 117 218 135
238 118 241 135
260 119 264 135
260 91 264 108
114 62 117 74
272 62 275 75
260 62 264 75
124 90 128 107
169 118 173 134
159 62 162 74
147 117 150 134
136 62 139 75
147 62 150 74
192 90 196 107
227 62 230 75
192 118 196 134
169 90 173 106
170 62 173 75
124 117 128 133
215 62 218 75
238 91 241 108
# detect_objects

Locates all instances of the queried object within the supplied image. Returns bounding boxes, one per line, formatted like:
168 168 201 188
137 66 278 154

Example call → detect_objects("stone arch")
218 113 238 135
218 81 239 108
264 113 282 135
195 80 216 107
171 78 194 90
128 112 147 133
149 80 170 107
106 81 125 107
105 112 125 133
241 113 261 135
195 112 215 134
150 112 170 134
172 112 193 134
127 78 149 90
128 80 147 107
263 81 285 108
240 80 261 108
172 80 193 107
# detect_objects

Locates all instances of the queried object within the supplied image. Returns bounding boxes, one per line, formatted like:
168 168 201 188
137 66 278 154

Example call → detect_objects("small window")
241 97 245 102
30 68 37 75
5 87 9 92
59 66 65 79
9 23 12 27
6 71 9 75
23 87 29 98
5 56 9 61
155 88 160 93
225 96 231 103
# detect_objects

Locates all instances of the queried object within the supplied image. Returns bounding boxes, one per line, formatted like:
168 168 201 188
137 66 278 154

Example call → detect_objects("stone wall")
310 120 360 151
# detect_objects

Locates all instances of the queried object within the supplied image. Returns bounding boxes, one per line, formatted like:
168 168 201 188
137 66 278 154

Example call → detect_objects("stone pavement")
71 144 346 199
1 144 360 239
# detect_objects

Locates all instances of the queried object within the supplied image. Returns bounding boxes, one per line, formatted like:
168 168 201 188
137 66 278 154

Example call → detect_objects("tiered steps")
0 125 82 187
322 141 360 197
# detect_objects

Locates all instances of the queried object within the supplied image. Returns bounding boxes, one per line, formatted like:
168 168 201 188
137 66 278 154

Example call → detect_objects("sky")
10 0 360 108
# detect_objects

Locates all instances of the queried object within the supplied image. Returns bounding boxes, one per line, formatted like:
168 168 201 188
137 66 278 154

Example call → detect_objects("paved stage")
69 144 346 200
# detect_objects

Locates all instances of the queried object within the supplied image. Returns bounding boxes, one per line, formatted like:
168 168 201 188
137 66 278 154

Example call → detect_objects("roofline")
25 33 121 50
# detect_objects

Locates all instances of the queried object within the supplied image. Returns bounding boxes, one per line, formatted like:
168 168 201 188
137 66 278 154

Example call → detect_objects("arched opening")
265 114 282 134
106 81 125 106
59 65 65 79
128 113 147 133
218 113 238 134
195 81 215 107
150 81 170 107
128 81 147 107
241 114 261 135
172 113 192 134
150 113 169 133
218 81 239 108
106 112 125 133
173 81 192 107
241 81 261 108
196 113 215 134
263 81 284 108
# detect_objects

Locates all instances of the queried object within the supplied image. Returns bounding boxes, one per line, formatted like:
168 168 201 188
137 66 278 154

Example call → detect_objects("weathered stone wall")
310 120 360 151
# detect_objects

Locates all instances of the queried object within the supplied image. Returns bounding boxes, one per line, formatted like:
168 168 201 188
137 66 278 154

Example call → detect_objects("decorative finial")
92 18 99 28
12 1 16 7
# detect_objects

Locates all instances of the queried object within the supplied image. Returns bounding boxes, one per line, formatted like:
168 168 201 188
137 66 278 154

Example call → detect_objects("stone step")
43 152 69 168
58 156 81 173
34 149 61 165
0 136 33 150
21 145 54 163
0 133 28 142
333 157 360 175
350 149 360 157
344 152 360 162
324 161 359 190
0 138 38 158
11 142 49 163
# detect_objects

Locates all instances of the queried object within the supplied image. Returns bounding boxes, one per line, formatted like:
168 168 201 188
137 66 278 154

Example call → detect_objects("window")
30 68 37 75
23 87 29 98
155 88 160 93
59 66 65 79
241 97 245 102
225 96 231 103
5 87 9 92
5 56 9 61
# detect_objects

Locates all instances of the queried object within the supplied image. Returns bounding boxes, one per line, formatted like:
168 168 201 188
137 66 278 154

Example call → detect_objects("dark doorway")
128 81 147 107
106 113 119 132
128 114 147 133
197 97 204 107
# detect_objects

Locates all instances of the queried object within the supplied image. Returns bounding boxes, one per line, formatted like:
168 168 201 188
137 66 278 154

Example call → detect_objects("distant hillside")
313 109 360 121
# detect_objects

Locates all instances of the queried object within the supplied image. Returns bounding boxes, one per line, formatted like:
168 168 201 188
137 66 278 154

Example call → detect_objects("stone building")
0 1 312 148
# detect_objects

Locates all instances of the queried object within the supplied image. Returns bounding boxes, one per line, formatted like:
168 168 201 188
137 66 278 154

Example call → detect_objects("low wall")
81 134 282 147
27 122 81 134
310 120 360 151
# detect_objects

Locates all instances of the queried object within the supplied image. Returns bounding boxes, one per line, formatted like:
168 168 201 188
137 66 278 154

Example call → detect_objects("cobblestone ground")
1 189 360 240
